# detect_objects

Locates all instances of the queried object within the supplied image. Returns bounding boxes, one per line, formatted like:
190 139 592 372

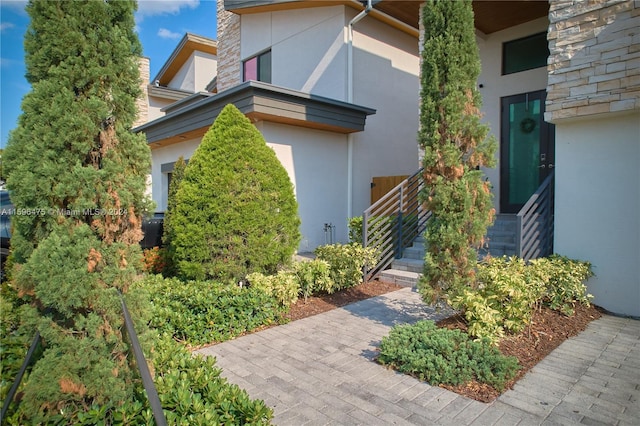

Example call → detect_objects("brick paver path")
196 288 640 425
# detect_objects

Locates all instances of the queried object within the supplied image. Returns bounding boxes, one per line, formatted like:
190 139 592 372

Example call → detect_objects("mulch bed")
284 280 604 403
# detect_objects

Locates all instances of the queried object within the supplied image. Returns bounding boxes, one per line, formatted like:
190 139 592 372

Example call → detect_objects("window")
243 50 271 83
502 32 549 75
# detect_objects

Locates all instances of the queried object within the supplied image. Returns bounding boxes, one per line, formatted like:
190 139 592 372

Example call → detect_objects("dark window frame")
242 49 272 83
502 32 549 75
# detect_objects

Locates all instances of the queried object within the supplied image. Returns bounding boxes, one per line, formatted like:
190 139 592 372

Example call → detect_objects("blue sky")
0 0 218 149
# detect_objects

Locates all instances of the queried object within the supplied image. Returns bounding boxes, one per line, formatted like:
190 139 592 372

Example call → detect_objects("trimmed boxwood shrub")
171 104 300 282
135 275 285 346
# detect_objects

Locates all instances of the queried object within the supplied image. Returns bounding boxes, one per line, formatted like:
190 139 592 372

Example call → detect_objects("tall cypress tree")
3 0 151 418
418 0 497 303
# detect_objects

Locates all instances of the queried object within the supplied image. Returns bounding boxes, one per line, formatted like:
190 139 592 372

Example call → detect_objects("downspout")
347 0 372 219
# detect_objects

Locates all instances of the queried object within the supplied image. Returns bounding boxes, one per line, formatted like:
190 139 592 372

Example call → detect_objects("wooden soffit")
225 0 549 35
153 33 218 87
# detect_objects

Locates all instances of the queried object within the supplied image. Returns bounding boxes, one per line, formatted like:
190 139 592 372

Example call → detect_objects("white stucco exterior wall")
349 10 420 216
168 51 217 92
257 122 349 251
150 139 200 211
476 17 550 212
241 6 420 230
554 111 640 317
241 6 348 101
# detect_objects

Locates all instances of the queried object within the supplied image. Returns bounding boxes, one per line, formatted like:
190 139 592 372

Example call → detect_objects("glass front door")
500 90 555 213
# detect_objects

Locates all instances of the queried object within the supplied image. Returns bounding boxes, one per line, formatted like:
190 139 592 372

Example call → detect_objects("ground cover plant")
378 320 519 391
377 253 596 400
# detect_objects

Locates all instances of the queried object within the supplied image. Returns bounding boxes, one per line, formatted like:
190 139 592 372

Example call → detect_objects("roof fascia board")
135 81 376 146
153 33 218 86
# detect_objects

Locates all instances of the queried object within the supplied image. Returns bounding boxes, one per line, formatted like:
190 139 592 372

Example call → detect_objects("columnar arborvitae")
172 104 300 282
418 0 497 303
3 0 151 419
162 155 187 276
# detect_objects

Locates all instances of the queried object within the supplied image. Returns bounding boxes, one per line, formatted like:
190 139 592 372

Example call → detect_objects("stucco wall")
169 51 217 92
240 6 348 101
554 111 640 317
349 9 420 216
476 17 550 211
150 139 200 211
149 123 349 253
240 6 420 223
257 122 349 252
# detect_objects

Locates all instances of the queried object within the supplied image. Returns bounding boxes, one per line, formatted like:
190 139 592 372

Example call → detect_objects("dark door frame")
500 90 555 214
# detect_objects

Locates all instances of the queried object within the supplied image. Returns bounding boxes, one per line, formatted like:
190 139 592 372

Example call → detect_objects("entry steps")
378 214 518 287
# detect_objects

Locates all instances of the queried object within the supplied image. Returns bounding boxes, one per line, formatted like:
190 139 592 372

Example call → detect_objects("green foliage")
2 0 153 415
378 320 519 391
530 255 593 315
0 283 37 409
247 271 300 307
291 259 333 300
348 216 363 244
314 243 379 291
162 156 187 276
172 104 300 282
452 255 594 343
135 275 285 346
418 0 497 304
151 335 273 425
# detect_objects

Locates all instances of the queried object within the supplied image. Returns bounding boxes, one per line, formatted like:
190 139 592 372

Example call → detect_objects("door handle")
538 164 546 168
548 164 554 169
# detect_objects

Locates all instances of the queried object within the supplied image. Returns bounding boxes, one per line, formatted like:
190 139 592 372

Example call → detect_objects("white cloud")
157 27 182 39
0 57 21 68
137 0 199 18
0 22 16 33
0 1 28 16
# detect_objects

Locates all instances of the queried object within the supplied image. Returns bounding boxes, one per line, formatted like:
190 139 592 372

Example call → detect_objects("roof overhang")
134 81 376 149
153 33 218 86
224 0 549 36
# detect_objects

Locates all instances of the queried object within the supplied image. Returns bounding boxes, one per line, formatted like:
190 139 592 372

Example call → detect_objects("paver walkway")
196 288 640 425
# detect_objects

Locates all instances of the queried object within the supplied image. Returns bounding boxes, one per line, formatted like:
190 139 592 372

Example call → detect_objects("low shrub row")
134 275 285 347
452 255 594 344
247 243 379 306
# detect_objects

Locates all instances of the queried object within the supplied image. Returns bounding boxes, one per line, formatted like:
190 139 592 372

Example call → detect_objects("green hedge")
135 275 285 347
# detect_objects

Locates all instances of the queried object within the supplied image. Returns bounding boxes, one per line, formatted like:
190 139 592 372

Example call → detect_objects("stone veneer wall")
545 0 640 122
134 56 150 128
217 0 241 92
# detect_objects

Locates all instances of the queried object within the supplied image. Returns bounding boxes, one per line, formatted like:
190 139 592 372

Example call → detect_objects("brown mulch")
285 280 604 403
285 280 403 321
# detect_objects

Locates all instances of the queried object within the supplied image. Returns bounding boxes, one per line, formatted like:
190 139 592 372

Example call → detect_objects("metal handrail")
1 332 40 423
516 170 555 261
1 299 167 425
120 295 167 426
363 168 430 280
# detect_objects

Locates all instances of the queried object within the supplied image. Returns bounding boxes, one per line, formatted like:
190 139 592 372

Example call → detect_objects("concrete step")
402 245 425 260
485 229 517 244
390 257 424 273
378 269 421 288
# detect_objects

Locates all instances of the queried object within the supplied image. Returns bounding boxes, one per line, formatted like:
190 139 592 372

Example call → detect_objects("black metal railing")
363 168 430 280
516 170 555 261
1 298 167 425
